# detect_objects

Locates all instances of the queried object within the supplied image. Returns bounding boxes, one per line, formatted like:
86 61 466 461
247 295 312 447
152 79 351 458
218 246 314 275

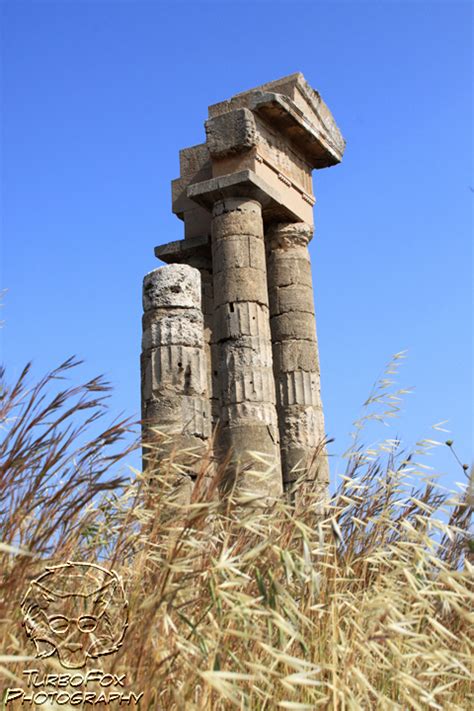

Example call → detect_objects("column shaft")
267 223 329 497
211 198 282 496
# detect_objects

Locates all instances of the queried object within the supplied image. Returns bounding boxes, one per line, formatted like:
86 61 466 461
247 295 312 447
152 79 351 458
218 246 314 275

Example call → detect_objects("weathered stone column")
154 74 346 503
267 222 329 497
141 264 211 495
212 197 282 497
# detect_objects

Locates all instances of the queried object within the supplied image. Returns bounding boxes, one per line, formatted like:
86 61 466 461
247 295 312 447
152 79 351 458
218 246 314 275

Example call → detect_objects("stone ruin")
141 73 345 501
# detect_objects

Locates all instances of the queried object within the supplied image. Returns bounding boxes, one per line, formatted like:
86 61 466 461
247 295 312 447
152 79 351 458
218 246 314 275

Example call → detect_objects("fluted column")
267 222 329 498
212 198 282 497
141 264 211 496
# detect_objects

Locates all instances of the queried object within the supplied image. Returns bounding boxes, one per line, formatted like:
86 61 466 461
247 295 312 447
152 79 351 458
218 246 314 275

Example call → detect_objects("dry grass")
0 356 472 709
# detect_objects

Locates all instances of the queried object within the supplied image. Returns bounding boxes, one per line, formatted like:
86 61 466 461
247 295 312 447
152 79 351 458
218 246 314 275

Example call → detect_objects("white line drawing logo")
21 562 128 669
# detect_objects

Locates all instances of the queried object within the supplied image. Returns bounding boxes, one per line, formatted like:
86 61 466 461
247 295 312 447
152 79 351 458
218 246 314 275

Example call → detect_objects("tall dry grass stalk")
0 358 136 614
0 355 472 709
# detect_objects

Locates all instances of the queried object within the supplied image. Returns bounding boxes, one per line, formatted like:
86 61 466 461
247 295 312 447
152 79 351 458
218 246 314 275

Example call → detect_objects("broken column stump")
144 73 345 502
141 264 211 498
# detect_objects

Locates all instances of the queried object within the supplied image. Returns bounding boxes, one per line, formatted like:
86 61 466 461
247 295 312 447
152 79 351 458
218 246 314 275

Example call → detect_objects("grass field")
1 357 472 709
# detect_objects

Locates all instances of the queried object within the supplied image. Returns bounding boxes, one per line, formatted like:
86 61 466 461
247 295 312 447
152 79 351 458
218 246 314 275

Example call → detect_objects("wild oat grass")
0 356 472 709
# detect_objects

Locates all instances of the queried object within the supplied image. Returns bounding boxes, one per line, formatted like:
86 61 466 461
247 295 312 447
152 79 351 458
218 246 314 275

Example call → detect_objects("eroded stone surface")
213 234 266 273
142 309 203 350
206 108 257 158
214 302 270 340
269 284 315 316
212 198 263 237
143 264 201 311
143 395 211 439
273 339 320 373
213 267 269 307
270 311 317 341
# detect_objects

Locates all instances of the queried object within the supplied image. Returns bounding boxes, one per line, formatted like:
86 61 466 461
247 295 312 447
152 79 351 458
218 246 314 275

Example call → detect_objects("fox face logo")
21 562 128 669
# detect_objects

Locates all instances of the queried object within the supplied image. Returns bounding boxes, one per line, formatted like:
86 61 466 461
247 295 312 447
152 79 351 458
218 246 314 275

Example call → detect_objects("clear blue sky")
1 0 472 489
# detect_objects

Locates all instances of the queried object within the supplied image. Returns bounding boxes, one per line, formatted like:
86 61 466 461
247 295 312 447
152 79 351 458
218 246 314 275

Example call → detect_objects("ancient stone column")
212 197 282 497
141 264 211 495
152 73 346 503
267 222 329 497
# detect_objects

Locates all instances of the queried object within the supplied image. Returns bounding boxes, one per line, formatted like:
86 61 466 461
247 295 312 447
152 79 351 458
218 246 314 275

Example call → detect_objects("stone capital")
267 222 314 249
